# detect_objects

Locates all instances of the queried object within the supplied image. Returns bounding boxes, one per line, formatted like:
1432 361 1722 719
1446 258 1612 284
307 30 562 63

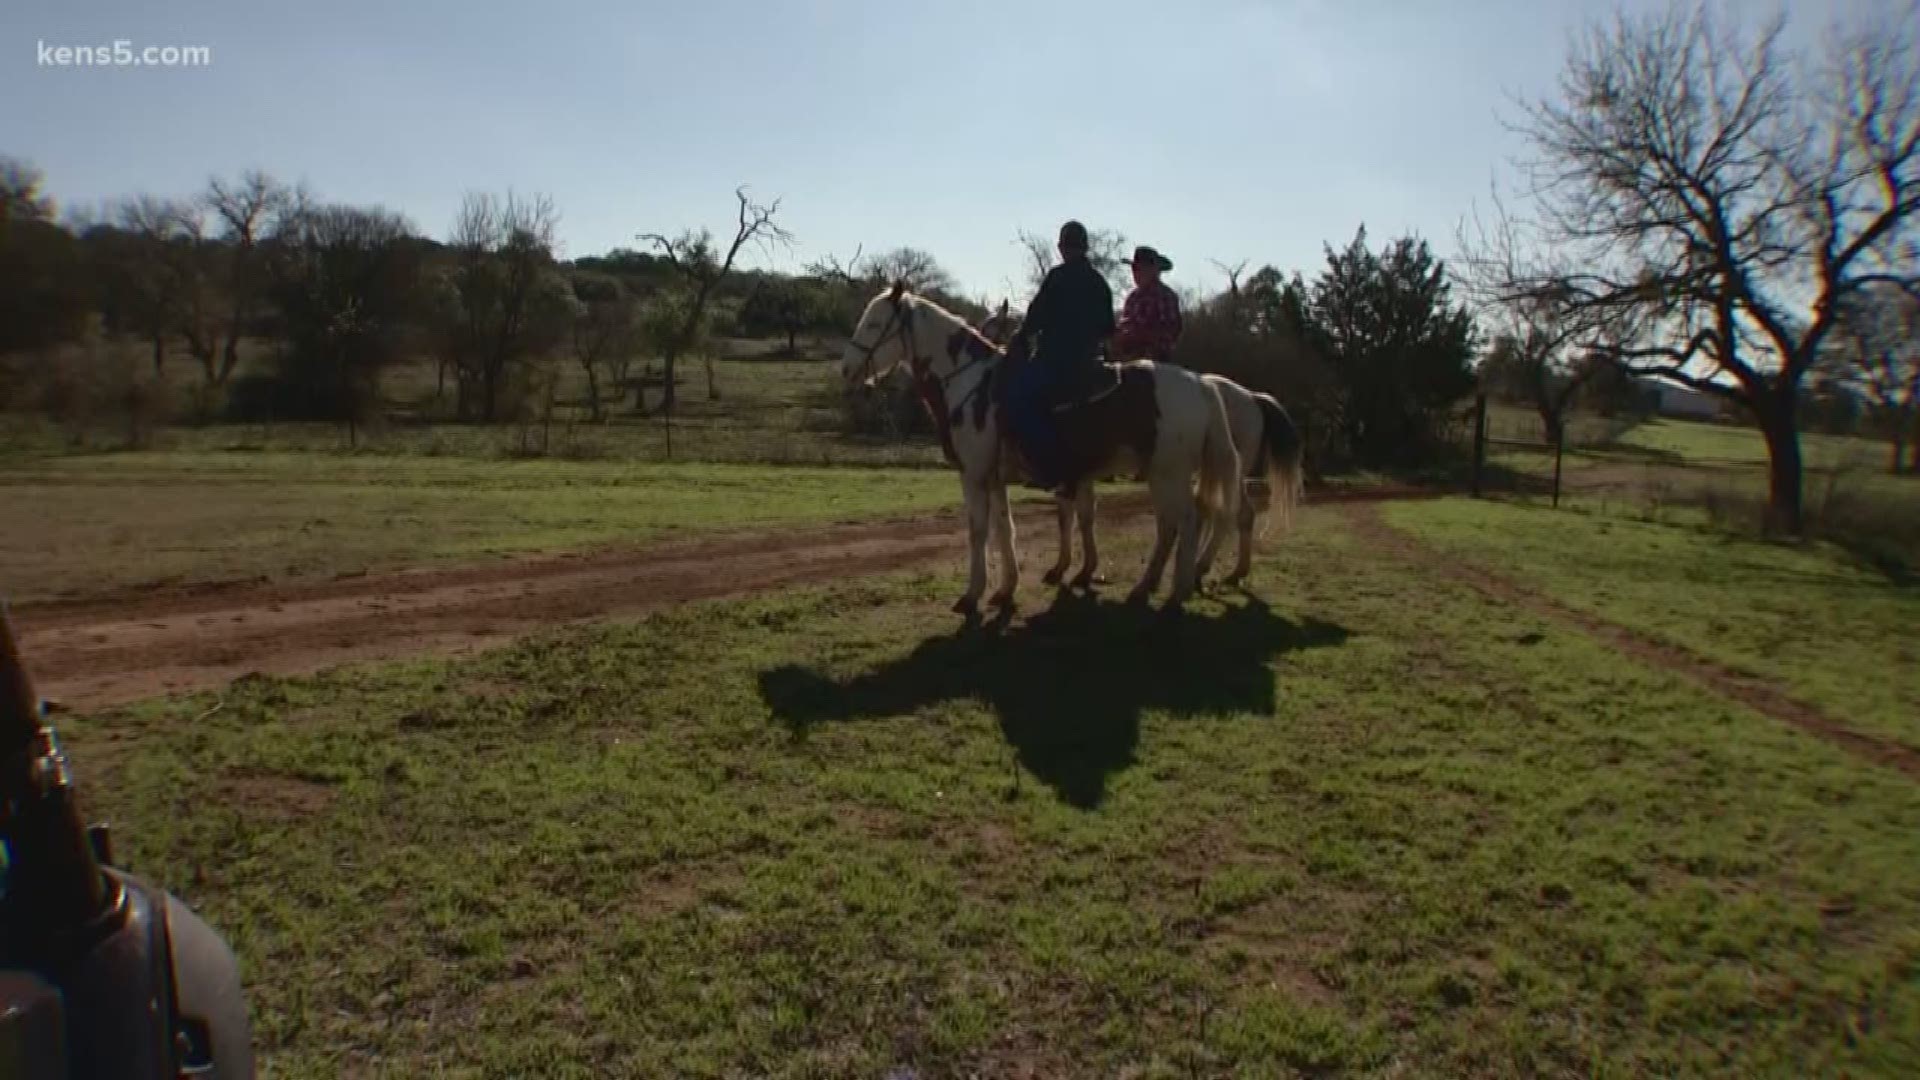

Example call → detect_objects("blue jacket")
1011 256 1114 375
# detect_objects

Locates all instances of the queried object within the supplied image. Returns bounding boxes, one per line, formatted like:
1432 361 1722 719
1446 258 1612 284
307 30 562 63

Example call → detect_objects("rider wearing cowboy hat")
1109 244 1182 364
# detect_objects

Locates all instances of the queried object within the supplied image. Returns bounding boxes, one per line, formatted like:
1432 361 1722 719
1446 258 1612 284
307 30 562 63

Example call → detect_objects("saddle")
1051 364 1124 413
999 361 1159 489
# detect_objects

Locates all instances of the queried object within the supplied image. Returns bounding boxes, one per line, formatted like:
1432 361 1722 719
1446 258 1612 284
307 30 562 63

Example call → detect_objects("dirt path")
9 486 1429 713
9 501 1100 712
1339 502 1920 781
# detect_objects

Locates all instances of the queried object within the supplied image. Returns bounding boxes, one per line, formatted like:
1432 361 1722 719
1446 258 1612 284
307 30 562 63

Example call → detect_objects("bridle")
846 292 1004 425
847 295 916 387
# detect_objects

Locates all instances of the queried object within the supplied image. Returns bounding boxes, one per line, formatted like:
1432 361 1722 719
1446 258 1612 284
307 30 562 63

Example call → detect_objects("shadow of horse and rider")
758 592 1351 809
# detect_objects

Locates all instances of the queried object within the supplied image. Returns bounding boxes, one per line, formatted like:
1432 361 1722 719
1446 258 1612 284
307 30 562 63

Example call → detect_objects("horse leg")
955 478 991 616
1070 483 1102 590
1166 481 1202 610
1127 483 1182 607
989 481 1020 610
1195 494 1225 588
1223 490 1257 588
1042 487 1072 587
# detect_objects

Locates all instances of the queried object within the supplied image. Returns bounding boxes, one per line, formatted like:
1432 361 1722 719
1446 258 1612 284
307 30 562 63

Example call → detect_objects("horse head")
979 298 1023 348
839 279 918 389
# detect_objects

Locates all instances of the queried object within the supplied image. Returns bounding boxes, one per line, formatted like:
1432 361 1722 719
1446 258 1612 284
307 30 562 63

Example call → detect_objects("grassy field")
1615 418 1891 471
1481 402 1636 448
4 345 953 468
0 342 994 604
64 500 1920 1077
1479 417 1917 544
1385 498 1920 748
0 452 975 604
1484 416 1893 480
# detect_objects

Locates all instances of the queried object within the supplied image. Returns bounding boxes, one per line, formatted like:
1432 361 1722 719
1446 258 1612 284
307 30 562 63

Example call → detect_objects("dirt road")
11 487 1434 712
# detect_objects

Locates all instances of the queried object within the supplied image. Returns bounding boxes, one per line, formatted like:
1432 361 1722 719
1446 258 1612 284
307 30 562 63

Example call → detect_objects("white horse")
1044 374 1306 590
839 283 1242 614
974 317 1306 591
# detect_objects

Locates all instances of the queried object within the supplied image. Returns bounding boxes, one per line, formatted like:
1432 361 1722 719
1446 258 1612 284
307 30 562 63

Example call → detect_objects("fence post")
1552 417 1566 509
1470 393 1487 498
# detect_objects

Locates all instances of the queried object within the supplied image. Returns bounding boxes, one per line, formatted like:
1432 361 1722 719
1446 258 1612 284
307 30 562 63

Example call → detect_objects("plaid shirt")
1112 280 1182 360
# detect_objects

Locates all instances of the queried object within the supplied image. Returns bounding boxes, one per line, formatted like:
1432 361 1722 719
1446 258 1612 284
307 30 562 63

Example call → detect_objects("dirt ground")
11 487 1437 713
10 504 1083 711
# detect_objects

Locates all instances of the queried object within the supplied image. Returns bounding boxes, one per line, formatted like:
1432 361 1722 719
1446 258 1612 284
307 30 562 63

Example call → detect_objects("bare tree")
442 190 571 421
868 246 957 295
202 169 292 386
262 200 425 440
806 243 873 288
1015 225 1132 297
567 271 641 422
1489 0 1920 533
1457 202 1621 445
1834 280 1920 471
1211 259 1250 299
805 243 885 336
1014 230 1052 295
104 195 200 376
165 204 234 395
637 185 793 410
1475 326 1607 446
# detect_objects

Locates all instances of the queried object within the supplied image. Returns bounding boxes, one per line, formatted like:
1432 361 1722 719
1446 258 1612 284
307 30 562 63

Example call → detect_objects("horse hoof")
1070 572 1097 592
1223 571 1248 590
1125 588 1152 608
1041 567 1064 587
989 592 1017 612
953 596 979 616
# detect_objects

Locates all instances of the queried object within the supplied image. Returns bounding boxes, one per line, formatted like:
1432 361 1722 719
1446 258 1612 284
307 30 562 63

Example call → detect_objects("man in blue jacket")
1003 220 1115 492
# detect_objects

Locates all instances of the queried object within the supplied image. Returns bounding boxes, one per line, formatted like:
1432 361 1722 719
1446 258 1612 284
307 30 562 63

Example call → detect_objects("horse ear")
888 279 905 302
997 299 1009 319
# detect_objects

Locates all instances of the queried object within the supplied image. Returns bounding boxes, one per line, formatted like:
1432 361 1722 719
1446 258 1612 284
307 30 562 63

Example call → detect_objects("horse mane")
896 289 1005 357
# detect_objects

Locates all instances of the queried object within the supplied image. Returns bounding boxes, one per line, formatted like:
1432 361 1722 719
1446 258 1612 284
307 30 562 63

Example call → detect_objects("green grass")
1384 498 1920 748
1478 416 1888 480
1482 403 1636 448
0 452 975 603
1617 418 1888 471
1479 419 1917 562
61 503 1920 1077
3 349 953 469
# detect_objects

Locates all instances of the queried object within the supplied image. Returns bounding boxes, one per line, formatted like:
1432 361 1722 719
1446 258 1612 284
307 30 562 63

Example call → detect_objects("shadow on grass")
757 593 1351 809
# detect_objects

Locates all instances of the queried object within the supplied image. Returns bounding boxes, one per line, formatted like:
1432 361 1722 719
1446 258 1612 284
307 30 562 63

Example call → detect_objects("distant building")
1638 377 1723 420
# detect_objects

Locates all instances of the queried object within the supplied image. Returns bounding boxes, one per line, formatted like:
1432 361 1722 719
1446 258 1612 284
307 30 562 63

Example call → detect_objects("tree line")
0 163 996 431
0 145 1668 479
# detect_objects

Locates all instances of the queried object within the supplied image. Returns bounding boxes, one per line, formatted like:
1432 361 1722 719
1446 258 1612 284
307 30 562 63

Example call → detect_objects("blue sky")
0 0 1853 304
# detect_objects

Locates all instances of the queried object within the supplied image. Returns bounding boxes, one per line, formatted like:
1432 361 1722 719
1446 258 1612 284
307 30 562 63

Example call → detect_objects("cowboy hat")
1126 245 1173 272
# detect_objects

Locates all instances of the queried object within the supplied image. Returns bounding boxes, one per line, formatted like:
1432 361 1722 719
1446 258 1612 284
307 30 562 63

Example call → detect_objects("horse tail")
1251 392 1305 537
1197 379 1242 530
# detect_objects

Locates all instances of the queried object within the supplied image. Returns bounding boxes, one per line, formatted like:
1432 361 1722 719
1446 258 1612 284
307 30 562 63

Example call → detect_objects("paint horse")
975 311 1306 590
840 283 1242 615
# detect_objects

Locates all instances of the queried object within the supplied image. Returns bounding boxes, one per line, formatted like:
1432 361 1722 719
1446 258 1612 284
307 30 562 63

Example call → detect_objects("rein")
847 298 913 387
848 294 1004 465
853 295 1002 395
